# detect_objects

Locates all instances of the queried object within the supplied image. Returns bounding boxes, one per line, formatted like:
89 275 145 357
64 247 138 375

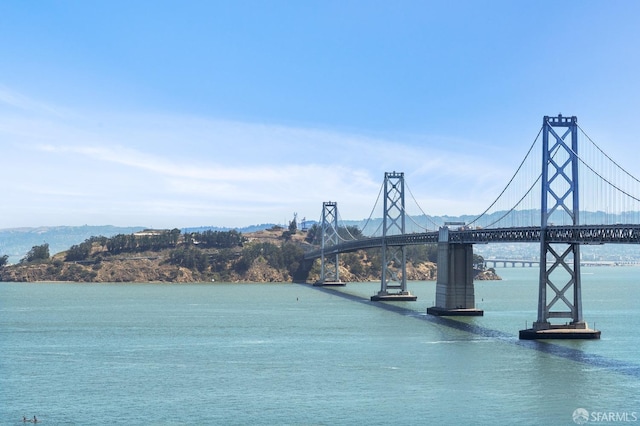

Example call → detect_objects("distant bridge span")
483 259 539 268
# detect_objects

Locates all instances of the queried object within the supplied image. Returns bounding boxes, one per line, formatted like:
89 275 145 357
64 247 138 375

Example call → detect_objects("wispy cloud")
0 89 514 228
0 86 75 118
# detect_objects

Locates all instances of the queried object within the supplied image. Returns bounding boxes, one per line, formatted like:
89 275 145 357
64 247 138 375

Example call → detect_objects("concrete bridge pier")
427 227 483 316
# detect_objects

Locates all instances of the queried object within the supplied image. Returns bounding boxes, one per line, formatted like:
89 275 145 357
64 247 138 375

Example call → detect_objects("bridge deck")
304 224 640 259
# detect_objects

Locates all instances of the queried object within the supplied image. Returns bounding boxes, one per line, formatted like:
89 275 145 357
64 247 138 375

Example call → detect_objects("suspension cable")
578 125 640 185
309 212 323 246
360 180 385 237
479 173 542 228
467 126 543 226
336 210 359 241
405 181 441 230
481 139 571 228
567 141 640 203
405 212 431 232
369 220 383 237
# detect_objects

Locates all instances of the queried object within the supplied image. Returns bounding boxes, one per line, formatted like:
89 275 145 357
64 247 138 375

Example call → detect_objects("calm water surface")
1 267 638 425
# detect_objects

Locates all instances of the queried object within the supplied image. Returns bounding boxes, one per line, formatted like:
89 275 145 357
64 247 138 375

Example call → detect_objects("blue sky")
1 1 640 229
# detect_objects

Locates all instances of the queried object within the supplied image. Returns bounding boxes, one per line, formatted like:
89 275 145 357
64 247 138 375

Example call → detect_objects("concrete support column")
427 227 483 316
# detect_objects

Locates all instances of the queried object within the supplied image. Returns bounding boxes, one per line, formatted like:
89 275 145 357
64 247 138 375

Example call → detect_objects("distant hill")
0 226 146 264
183 223 282 234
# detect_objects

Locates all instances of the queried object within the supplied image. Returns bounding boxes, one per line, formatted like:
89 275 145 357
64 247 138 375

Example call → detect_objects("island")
0 225 499 283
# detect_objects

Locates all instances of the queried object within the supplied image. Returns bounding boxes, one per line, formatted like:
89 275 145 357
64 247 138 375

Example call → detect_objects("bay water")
1 267 638 425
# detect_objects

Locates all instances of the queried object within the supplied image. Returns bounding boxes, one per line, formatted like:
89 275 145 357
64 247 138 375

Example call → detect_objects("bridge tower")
371 172 417 301
520 114 599 339
315 201 345 286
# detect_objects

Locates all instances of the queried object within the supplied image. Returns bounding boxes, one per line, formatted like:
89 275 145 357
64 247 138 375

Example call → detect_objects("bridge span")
483 259 640 268
484 259 539 268
304 224 640 260
305 115 640 340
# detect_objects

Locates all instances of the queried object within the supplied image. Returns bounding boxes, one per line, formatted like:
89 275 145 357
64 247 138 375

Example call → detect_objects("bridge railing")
545 224 640 244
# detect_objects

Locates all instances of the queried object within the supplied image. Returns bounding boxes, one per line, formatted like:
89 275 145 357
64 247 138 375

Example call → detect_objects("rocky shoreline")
0 257 500 283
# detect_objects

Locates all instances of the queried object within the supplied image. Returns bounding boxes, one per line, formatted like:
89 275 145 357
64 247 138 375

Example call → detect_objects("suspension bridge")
303 114 640 340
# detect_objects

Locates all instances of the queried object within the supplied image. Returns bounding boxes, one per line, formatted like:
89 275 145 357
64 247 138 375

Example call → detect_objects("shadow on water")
300 283 640 380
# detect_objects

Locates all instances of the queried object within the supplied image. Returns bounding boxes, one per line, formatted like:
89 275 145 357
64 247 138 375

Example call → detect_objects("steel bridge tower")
371 172 416 301
315 201 344 286
520 114 599 339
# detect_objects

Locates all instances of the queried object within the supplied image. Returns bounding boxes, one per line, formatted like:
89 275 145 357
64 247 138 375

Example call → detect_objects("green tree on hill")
304 224 319 244
288 213 298 233
66 240 93 261
21 243 50 263
188 230 244 248
167 247 209 272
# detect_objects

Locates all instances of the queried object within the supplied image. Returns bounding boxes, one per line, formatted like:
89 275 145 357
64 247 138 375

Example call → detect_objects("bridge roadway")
484 259 539 267
303 224 640 260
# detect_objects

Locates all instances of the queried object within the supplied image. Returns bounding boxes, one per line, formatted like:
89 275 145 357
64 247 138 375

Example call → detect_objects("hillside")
0 227 499 283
